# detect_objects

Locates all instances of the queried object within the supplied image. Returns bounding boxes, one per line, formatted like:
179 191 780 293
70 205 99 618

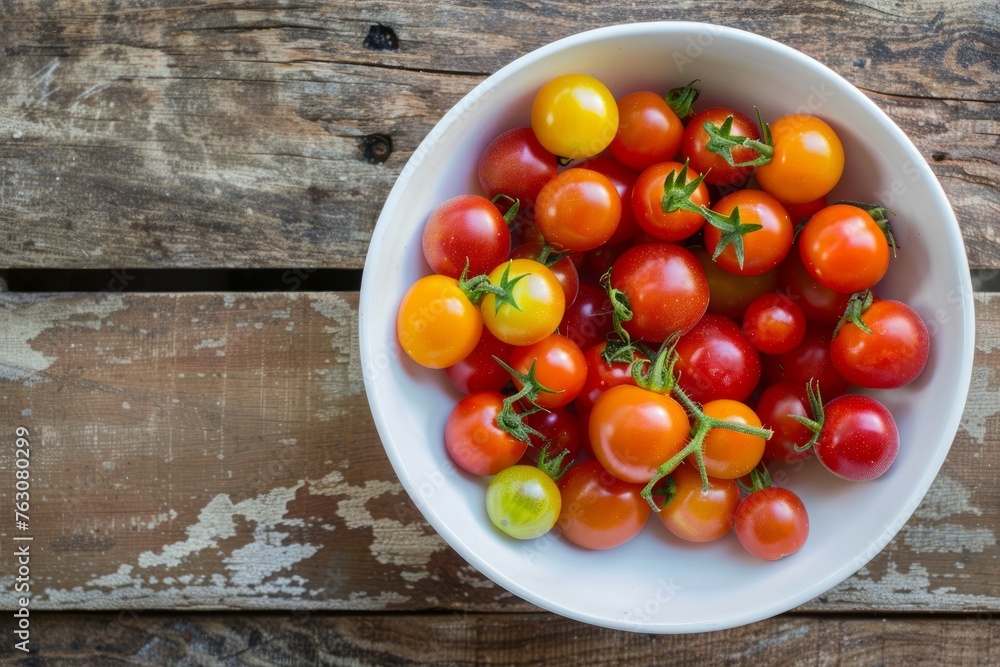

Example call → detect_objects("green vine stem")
599 268 644 364
489 358 558 444
640 385 774 511
834 290 875 337
703 107 774 168
789 378 826 452
491 194 521 226
664 80 701 120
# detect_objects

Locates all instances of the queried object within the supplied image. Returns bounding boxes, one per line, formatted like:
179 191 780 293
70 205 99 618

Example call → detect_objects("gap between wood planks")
0 268 998 293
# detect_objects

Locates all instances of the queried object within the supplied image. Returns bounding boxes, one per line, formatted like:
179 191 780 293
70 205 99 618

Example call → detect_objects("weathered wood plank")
5 612 1000 665
0 291 997 613
0 1 996 269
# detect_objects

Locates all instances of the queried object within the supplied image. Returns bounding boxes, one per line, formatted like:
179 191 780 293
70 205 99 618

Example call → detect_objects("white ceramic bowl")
359 22 975 632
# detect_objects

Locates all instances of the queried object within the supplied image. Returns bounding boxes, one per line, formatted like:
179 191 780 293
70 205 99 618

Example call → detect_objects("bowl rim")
359 20 976 632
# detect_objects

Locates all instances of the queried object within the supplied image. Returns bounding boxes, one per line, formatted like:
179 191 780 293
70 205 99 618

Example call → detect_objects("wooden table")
1 1 998 663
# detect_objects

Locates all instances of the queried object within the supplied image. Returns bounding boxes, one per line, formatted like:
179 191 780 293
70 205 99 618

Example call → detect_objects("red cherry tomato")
815 394 899 481
535 168 622 252
560 282 614 352
576 341 639 412
681 108 760 185
706 190 793 277
576 157 640 244
762 325 849 398
777 250 852 324
756 382 814 463
524 406 582 461
508 333 587 409
798 204 890 294
421 195 512 279
478 127 558 207
734 486 809 560
657 464 740 542
742 292 807 355
830 299 930 389
445 328 514 395
557 460 650 550
510 242 580 308
590 384 690 484
632 161 709 242
610 243 710 342
674 313 761 404
608 91 684 171
444 392 526 475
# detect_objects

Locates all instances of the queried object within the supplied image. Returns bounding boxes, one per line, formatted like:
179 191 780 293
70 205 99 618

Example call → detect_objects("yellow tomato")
531 74 619 160
396 275 482 369
481 259 565 346
756 114 845 204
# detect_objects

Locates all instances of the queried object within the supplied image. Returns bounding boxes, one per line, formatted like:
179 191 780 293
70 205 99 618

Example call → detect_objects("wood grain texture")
2 612 998 665
0 0 996 269
1 291 998 613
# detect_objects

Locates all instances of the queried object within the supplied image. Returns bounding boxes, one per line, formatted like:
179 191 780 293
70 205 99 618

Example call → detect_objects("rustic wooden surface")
1 0 998 662
0 0 997 269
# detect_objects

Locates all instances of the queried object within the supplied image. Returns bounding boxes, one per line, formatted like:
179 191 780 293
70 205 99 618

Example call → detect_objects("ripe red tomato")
657 464 740 542
524 406 582 461
756 382 814 463
762 324 849 398
756 115 844 205
693 247 779 320
444 392 526 475
575 341 638 412
557 460 650 550
706 190 793 277
589 384 690 484
609 91 684 171
560 282 614 352
798 204 890 294
742 292 807 355
681 108 760 185
632 161 709 242
610 243 710 342
421 195 512 279
535 168 622 252
576 157 640 244
694 400 767 479
777 250 852 324
510 242 580 308
815 394 899 481
478 127 558 206
734 487 809 560
508 333 587 409
674 313 761 404
830 299 930 389
445 328 514 395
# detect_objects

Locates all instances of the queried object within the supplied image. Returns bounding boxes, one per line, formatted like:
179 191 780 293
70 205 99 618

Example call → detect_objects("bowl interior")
360 22 975 632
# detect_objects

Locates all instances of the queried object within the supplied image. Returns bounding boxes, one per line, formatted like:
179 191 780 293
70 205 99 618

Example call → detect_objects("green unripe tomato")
485 465 561 539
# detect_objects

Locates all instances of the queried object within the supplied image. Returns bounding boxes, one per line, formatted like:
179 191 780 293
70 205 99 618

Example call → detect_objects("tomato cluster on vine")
396 74 930 561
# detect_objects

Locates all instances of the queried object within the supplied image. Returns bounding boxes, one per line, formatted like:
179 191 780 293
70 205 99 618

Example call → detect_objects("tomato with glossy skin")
657 464 740 542
742 292 807 354
481 259 566 346
421 195 512 279
608 91 684 171
706 190 793 277
815 394 899 480
397 274 483 369
799 204 890 294
830 299 930 389
756 114 844 204
508 333 587 409
557 460 650 549
445 328 514 395
486 465 561 539
693 400 767 479
762 324 850 398
610 243 710 342
675 313 761 404
535 168 622 252
693 247 779 320
575 341 638 412
590 384 690 484
681 108 760 185
777 250 852 324
632 161 709 242
756 382 814 463
576 157 640 244
444 392 526 475
510 242 580 308
478 127 559 206
531 74 619 160
560 282 614 352
524 406 582 461
734 487 809 560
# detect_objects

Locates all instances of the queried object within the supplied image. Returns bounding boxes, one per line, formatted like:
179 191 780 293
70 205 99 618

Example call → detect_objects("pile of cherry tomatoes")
396 73 930 561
